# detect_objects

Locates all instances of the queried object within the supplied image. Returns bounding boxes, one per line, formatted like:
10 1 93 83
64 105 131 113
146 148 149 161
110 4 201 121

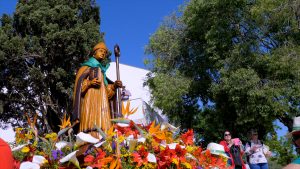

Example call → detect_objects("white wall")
107 62 150 120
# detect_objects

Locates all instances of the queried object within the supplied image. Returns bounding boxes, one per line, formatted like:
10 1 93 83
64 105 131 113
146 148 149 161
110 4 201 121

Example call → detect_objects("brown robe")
73 66 115 138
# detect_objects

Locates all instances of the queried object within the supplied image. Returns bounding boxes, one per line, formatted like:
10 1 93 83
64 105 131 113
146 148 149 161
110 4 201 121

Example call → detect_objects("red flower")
180 129 194 145
84 155 95 165
115 121 140 138
157 146 176 169
132 146 149 167
175 144 187 162
192 147 202 158
94 149 106 162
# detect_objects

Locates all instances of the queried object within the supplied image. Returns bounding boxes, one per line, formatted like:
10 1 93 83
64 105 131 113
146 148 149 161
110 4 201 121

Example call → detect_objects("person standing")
72 42 122 138
283 116 300 169
220 131 246 169
245 129 271 169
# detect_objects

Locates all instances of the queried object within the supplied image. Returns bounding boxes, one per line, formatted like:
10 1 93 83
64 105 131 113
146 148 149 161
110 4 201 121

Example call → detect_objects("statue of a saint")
72 42 122 138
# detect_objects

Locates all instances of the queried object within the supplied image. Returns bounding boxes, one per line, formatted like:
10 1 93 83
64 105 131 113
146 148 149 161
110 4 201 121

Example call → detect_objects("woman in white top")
245 130 271 169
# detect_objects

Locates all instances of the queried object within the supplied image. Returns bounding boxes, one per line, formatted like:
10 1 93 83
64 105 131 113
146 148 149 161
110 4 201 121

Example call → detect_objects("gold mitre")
93 42 108 52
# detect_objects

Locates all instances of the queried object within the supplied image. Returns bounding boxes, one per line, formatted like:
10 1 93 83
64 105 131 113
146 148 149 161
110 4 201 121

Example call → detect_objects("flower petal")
55 141 72 150
20 161 40 169
137 137 146 143
76 132 99 146
147 153 157 163
32 155 47 165
94 141 106 148
60 150 79 168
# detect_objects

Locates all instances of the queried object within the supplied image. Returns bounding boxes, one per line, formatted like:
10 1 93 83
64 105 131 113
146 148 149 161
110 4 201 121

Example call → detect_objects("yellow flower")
186 146 195 153
16 138 22 144
58 114 71 129
33 140 38 147
117 135 125 143
181 162 192 169
144 163 157 169
38 151 45 156
15 127 23 133
107 126 115 137
25 131 34 140
45 132 57 141
21 146 30 153
172 158 179 165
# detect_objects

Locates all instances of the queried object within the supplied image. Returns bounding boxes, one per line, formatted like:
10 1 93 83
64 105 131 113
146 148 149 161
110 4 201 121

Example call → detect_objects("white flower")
147 153 157 163
137 137 146 143
127 135 134 140
86 166 93 169
32 155 47 165
60 150 79 168
55 141 72 150
117 123 129 127
76 132 99 146
20 161 40 169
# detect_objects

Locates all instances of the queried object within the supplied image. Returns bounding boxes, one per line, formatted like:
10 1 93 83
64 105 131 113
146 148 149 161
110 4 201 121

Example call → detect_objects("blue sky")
0 0 185 69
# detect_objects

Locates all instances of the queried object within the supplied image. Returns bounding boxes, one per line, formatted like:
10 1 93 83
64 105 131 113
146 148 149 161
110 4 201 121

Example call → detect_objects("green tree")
0 0 103 132
145 0 300 162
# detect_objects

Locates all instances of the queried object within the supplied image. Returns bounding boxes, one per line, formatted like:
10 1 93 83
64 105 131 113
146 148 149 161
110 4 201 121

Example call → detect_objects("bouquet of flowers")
12 102 228 169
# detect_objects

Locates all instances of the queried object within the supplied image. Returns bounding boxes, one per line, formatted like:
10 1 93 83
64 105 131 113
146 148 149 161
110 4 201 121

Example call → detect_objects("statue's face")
94 48 107 60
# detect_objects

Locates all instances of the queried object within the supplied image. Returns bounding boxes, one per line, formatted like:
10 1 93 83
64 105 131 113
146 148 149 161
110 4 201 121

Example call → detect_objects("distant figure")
283 116 300 169
245 129 271 169
72 42 122 138
219 131 246 169
0 138 13 169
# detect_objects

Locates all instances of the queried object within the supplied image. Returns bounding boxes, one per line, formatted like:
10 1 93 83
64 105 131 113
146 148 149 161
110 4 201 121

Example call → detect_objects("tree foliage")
0 0 102 132
145 0 300 163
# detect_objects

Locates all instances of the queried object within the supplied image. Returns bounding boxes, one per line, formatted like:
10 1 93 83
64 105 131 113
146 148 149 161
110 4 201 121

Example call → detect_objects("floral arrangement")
12 102 228 169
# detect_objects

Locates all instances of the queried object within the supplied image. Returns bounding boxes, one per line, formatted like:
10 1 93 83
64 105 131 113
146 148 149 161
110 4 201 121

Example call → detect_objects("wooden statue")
72 42 122 138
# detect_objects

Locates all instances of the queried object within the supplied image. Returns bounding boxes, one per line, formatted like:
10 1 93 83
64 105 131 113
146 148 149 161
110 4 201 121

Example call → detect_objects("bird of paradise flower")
121 101 138 118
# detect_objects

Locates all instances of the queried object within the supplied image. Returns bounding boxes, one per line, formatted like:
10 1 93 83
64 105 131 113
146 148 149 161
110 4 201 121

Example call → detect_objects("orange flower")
198 149 227 169
86 149 114 168
58 114 71 129
122 101 138 117
181 129 194 145
148 121 166 141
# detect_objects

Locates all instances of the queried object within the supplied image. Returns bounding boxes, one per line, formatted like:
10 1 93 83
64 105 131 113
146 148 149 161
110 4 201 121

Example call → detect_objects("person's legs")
249 164 260 169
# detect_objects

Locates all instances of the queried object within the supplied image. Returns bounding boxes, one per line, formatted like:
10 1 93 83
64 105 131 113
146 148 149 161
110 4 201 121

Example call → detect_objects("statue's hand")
90 78 101 88
114 80 123 89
